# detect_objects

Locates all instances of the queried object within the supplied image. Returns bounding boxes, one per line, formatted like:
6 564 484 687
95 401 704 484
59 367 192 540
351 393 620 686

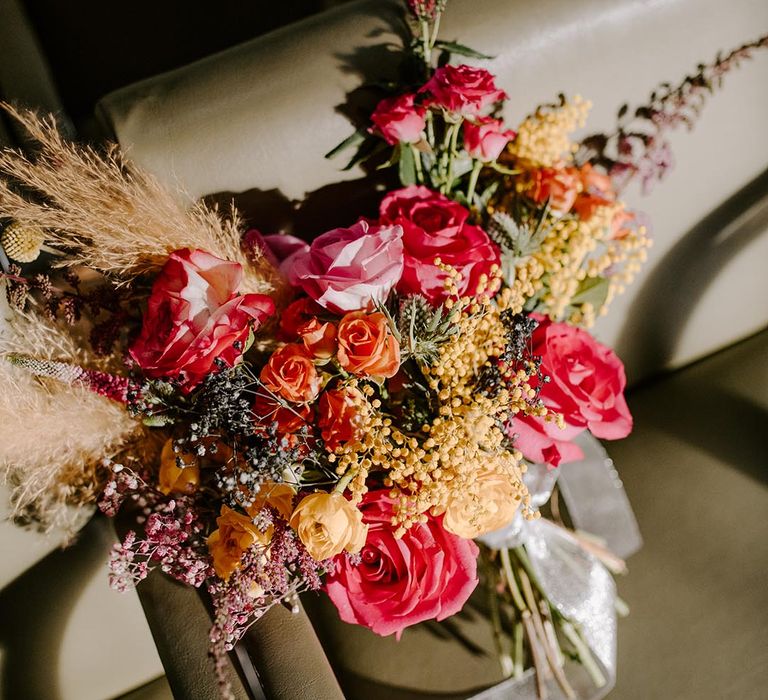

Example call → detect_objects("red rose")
513 316 633 467
369 93 427 146
260 344 322 404
421 64 506 117
325 489 479 638
528 167 580 216
279 297 324 340
253 393 314 435
318 386 364 452
379 185 500 305
129 248 274 390
463 117 516 162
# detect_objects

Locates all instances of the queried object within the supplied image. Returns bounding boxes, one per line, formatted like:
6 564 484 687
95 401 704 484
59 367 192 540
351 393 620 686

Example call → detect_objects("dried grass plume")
0 104 281 295
0 305 141 533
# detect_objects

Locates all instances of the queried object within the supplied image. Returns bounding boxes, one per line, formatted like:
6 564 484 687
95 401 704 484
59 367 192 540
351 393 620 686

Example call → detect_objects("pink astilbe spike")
5 354 136 403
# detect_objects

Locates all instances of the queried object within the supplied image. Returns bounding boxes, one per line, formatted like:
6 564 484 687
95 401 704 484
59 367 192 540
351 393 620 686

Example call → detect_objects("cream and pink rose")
463 117 516 162
370 93 426 145
378 185 500 305
129 248 274 390
325 489 479 638
288 221 404 314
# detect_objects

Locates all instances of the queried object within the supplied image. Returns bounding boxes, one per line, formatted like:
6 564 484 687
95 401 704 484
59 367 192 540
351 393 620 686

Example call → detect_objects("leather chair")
1 0 766 697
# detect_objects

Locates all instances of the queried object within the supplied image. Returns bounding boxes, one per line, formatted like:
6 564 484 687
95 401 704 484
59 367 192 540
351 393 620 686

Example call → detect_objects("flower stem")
420 20 432 74
500 548 527 611
466 160 483 205
333 468 358 494
444 121 462 193
411 144 424 184
561 621 606 688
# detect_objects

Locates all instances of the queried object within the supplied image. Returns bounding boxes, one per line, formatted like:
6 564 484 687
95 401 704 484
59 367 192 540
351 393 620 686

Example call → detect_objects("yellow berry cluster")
330 269 565 535
507 95 591 168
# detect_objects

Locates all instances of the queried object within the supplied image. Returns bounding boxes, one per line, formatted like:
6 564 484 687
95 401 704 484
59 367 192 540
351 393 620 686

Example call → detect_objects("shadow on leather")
616 167 768 381
205 170 398 242
0 514 108 700
630 379 768 486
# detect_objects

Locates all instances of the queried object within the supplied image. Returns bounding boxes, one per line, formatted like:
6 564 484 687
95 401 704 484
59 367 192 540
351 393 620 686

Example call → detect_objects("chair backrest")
96 0 768 383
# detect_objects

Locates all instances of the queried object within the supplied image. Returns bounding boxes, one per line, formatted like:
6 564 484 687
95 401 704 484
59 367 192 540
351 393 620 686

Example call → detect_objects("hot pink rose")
513 315 633 467
325 489 478 638
421 64 506 117
370 93 426 145
463 117 516 162
379 185 500 304
289 221 404 314
511 414 586 468
129 248 274 390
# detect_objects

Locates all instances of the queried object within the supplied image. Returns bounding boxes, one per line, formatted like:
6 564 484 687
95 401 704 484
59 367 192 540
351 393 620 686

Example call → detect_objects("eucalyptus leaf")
571 276 610 307
325 130 365 159
435 40 494 60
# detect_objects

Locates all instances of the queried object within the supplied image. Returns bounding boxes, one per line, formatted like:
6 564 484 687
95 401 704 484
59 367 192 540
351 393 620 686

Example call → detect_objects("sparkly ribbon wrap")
471 433 642 700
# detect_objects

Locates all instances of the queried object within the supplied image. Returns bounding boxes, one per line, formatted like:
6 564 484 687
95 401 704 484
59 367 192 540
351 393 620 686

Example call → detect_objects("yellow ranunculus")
158 439 200 495
443 469 522 539
289 492 367 561
246 481 296 522
207 505 272 581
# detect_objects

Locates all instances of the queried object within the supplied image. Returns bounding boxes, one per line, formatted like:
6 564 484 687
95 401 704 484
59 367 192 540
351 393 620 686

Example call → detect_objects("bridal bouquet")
1 1 764 698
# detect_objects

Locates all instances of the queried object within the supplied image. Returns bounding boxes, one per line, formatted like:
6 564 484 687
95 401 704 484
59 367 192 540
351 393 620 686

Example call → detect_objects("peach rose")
260 343 322 403
299 318 337 359
337 311 400 379
443 469 521 538
529 167 580 216
318 386 365 452
207 505 272 580
289 492 367 561
247 481 296 522
158 439 200 495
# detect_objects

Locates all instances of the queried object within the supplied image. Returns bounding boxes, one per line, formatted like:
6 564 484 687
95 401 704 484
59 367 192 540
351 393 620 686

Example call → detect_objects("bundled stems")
492 546 587 699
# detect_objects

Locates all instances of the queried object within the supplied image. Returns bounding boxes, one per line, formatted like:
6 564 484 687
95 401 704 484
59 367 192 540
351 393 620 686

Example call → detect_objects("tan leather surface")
97 0 768 382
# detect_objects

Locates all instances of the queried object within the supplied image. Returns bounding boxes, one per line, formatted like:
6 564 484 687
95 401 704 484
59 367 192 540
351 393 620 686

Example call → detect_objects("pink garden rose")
129 248 274 390
288 221 404 314
243 229 310 279
463 117 516 162
370 93 426 145
421 64 506 117
325 489 479 638
513 315 633 467
378 185 500 305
